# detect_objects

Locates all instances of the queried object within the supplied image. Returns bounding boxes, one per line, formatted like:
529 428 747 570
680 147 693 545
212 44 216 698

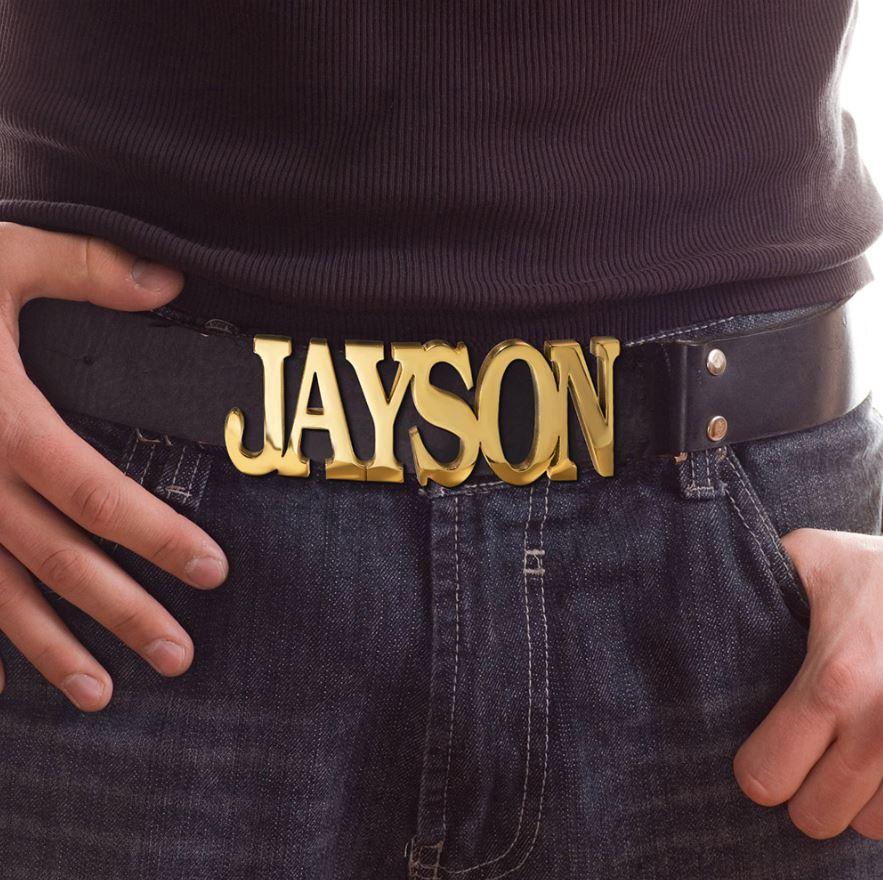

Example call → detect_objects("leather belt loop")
665 296 868 455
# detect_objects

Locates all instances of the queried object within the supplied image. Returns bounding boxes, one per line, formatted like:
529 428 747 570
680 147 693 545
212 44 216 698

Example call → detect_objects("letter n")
544 337 620 479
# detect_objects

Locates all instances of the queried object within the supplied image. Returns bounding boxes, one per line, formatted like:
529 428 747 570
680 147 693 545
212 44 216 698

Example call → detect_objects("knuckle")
28 639 62 671
106 601 144 637
0 402 28 465
70 476 123 532
831 745 868 781
81 235 125 285
74 234 94 285
150 525 187 569
812 655 867 714
37 546 91 596
787 800 842 840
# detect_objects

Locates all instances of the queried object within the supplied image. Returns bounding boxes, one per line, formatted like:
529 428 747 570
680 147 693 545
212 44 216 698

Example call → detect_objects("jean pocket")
714 444 811 626
710 392 883 628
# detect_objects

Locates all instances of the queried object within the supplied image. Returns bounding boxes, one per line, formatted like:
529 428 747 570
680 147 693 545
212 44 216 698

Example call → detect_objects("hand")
732 527 883 839
0 222 228 711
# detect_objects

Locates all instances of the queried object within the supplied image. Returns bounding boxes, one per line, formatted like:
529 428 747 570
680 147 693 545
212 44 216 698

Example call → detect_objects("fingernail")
131 259 181 293
142 639 187 676
60 673 106 710
183 554 228 588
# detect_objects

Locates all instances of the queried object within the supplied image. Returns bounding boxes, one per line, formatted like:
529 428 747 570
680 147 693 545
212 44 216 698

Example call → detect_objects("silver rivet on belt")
706 415 728 441
706 347 727 376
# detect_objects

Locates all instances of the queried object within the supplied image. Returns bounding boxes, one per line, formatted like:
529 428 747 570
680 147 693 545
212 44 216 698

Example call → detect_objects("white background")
842 2 883 401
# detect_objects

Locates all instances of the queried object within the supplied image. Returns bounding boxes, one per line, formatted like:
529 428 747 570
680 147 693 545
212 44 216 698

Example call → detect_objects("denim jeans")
2 297 883 879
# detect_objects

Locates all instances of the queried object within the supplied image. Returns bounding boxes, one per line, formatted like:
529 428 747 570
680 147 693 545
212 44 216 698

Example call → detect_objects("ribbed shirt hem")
169 258 871 349
0 197 874 349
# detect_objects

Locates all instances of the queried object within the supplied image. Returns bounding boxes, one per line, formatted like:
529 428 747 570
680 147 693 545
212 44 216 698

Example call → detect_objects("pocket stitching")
717 447 810 622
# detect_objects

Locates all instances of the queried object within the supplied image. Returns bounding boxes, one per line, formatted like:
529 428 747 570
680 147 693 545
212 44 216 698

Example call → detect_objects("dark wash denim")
1 297 883 880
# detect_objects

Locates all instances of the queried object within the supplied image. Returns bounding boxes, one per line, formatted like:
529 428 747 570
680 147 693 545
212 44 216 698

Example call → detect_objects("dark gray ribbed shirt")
0 1 881 345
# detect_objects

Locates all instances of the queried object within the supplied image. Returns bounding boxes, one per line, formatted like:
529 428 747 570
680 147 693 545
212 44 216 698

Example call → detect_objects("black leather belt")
16 294 870 483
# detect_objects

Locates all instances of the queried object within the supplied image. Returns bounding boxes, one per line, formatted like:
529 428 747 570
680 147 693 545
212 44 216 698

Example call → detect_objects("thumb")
1 222 184 310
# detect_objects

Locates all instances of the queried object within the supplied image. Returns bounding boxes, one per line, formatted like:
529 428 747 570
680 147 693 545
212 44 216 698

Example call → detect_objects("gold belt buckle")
223 335 620 487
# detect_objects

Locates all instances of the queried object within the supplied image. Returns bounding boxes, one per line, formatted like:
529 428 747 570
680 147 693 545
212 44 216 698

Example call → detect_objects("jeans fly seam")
505 477 552 879
440 495 461 842
438 484 535 874
480 478 551 880
517 476 552 879
440 481 549 877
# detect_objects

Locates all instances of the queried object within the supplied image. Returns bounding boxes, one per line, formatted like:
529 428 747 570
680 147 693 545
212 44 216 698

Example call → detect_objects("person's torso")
0 1 880 342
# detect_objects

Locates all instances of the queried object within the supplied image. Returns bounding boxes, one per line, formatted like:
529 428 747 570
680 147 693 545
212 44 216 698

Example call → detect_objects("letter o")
475 340 561 485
